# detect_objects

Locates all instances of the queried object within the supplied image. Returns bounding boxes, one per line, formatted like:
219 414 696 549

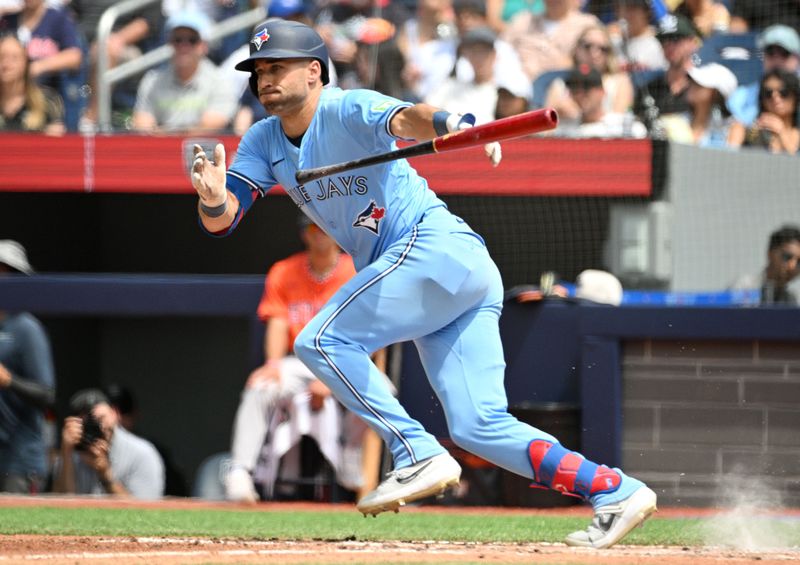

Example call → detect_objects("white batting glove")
484 141 502 167
191 143 228 207
447 113 503 168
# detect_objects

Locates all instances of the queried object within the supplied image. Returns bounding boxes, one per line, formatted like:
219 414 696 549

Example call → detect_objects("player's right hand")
191 143 227 206
448 113 502 168
245 361 281 389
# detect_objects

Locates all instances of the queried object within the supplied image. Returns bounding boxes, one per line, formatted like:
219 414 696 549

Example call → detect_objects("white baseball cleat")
356 452 461 517
565 485 658 549
224 467 259 503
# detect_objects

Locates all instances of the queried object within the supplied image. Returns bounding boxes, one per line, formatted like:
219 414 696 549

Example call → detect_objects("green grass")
3 505 800 549
0 505 714 545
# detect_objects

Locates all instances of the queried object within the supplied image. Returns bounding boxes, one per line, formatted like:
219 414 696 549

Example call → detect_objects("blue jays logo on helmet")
251 28 270 50
353 200 385 235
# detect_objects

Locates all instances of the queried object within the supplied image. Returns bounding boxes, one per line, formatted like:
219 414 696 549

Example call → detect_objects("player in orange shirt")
225 215 380 502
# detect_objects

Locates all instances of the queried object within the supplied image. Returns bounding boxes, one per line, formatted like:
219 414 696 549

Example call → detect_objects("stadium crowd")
0 0 798 153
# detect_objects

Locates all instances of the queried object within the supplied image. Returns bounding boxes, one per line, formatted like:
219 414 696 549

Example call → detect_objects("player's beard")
261 89 306 116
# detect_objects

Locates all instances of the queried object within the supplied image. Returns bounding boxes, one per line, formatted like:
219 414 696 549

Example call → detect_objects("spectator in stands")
730 225 800 306
53 388 165 499
225 215 385 503
729 0 800 35
659 61 737 146
485 0 543 35
0 0 82 97
103 383 189 497
495 71 532 118
728 69 800 155
396 0 457 101
131 11 237 134
674 0 729 37
544 24 634 121
316 0 409 86
71 0 163 131
553 63 647 137
633 14 701 135
0 33 64 134
501 0 600 81
0 240 56 495
161 0 244 63
610 0 667 72
347 35 409 99
727 25 800 128
452 0 529 100
425 26 502 124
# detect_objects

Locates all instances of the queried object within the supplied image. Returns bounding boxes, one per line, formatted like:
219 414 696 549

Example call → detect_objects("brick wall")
621 339 800 507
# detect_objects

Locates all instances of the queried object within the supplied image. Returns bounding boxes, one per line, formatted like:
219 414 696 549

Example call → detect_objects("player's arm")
191 143 241 233
388 103 440 141
389 104 502 166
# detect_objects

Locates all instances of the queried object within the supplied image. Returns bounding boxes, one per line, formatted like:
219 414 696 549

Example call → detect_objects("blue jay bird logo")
353 200 385 235
251 28 270 50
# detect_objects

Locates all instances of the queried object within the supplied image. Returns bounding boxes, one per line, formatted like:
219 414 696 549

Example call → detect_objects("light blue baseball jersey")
224 87 449 271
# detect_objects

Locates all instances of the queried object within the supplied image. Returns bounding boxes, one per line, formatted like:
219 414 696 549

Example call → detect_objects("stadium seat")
695 32 762 86
532 69 570 109
630 69 665 89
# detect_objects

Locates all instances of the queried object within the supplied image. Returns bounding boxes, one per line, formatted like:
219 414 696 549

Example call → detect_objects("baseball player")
191 19 657 548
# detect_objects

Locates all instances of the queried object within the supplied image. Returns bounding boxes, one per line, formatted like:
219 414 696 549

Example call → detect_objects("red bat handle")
432 108 558 153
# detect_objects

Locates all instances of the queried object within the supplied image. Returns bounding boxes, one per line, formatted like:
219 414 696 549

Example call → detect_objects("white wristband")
446 112 476 132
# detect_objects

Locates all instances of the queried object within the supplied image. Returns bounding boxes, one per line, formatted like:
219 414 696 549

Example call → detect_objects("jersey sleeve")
255 261 289 322
339 89 413 153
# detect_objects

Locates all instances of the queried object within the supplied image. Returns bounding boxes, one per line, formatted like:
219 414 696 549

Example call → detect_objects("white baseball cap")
687 63 738 99
165 11 212 42
575 269 623 306
496 70 533 101
0 240 34 274
758 25 800 57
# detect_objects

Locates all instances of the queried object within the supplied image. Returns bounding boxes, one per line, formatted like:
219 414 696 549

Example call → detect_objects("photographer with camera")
52 389 165 499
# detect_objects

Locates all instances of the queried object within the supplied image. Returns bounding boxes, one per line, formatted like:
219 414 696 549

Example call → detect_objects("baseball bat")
294 108 558 184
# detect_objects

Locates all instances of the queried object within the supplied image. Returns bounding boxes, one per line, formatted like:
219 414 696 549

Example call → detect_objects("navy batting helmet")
236 19 330 96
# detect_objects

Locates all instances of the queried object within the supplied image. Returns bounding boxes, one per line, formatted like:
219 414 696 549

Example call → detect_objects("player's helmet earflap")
235 19 330 97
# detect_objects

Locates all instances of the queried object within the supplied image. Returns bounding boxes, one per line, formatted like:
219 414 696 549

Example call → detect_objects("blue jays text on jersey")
285 175 370 207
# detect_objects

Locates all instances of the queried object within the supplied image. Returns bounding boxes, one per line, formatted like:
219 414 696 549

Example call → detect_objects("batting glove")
447 113 503 168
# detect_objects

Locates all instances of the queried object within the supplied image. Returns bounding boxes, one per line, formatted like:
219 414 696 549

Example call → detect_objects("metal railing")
96 0 266 133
